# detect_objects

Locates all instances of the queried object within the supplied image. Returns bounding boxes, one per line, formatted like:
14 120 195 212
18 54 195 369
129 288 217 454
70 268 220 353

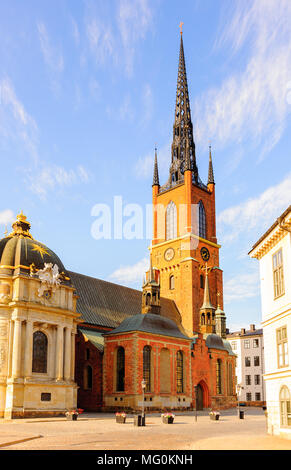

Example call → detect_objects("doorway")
196 384 204 410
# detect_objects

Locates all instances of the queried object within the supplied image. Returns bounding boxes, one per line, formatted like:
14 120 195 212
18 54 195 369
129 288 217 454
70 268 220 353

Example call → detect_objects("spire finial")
179 22 184 35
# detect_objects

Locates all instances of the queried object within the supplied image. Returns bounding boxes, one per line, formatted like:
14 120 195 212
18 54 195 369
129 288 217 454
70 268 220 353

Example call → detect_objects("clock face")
164 247 175 262
200 247 210 261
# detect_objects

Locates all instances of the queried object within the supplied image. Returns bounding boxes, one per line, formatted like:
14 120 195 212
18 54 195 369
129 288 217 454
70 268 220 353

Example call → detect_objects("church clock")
164 247 175 261
200 247 210 261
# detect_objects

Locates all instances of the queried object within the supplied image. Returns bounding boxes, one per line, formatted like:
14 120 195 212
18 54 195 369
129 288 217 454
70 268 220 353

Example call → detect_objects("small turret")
141 253 161 315
215 293 227 339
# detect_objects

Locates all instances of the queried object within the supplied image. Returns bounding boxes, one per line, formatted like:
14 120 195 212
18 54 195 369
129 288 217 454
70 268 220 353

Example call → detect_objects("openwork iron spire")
169 32 199 185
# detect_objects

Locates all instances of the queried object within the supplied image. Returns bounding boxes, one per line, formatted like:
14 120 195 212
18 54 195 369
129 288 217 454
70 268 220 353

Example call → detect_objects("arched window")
199 201 206 239
166 201 177 240
84 365 93 390
143 346 151 393
280 386 291 426
169 275 175 290
200 274 204 289
227 363 233 396
176 351 184 393
216 359 222 395
146 293 151 305
116 347 125 392
32 331 48 373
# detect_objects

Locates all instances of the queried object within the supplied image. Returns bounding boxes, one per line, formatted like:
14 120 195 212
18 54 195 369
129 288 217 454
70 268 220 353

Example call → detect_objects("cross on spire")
179 22 184 35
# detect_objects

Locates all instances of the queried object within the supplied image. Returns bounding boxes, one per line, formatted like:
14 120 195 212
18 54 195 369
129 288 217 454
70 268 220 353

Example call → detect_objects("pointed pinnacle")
152 147 160 186
208 145 215 184
201 270 215 310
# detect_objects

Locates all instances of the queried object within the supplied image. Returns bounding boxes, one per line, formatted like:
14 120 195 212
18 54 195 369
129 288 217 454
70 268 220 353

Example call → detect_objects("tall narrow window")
273 248 285 298
280 386 291 426
166 201 177 240
116 347 125 392
84 365 93 390
216 359 222 395
277 326 289 368
199 201 206 239
169 275 175 290
176 351 184 393
32 331 48 373
143 346 151 393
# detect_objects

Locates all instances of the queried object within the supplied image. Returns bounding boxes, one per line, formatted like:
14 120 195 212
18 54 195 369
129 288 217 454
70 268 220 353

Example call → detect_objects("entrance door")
196 384 203 410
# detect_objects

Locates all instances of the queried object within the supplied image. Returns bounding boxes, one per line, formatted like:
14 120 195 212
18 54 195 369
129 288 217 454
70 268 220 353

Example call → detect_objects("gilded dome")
0 212 71 284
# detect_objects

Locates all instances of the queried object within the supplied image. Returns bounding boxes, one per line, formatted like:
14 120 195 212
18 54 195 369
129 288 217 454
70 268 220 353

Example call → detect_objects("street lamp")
141 378 146 419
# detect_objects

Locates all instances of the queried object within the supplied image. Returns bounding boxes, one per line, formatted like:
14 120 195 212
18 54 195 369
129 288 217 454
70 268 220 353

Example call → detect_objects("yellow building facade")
0 212 80 418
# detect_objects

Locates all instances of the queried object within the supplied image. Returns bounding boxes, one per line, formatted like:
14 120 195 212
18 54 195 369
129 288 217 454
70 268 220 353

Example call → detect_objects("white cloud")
109 256 149 285
117 0 152 77
224 269 260 304
194 0 291 160
140 83 153 127
37 21 64 94
86 17 116 66
135 140 171 180
26 164 91 200
106 93 135 121
0 210 14 226
85 0 153 77
217 173 291 243
0 77 38 163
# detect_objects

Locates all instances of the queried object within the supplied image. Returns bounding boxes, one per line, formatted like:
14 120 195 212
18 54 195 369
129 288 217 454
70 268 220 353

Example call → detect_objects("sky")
0 0 290 332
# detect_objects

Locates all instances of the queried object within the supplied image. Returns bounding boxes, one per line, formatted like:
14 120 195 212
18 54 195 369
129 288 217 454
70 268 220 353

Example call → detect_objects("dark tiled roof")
227 329 263 338
68 271 182 330
103 313 190 340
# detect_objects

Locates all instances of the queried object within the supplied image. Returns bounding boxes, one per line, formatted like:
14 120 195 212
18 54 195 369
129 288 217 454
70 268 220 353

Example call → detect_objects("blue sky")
0 0 291 331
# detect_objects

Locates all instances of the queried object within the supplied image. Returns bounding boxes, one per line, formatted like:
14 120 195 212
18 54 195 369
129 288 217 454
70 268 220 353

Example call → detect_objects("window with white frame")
273 248 285 298
244 339 250 349
277 326 289 368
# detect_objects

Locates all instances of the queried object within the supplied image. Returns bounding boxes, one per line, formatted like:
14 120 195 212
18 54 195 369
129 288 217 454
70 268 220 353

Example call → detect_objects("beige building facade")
0 212 80 418
249 206 291 439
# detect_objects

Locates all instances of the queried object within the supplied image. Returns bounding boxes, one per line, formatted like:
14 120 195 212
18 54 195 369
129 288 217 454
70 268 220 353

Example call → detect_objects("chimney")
250 324 256 332
241 328 246 335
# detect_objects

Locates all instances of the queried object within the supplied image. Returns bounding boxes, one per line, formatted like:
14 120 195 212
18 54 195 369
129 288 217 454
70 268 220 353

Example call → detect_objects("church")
0 32 236 418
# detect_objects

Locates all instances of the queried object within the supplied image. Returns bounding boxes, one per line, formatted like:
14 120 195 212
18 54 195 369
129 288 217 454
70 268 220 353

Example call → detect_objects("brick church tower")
151 31 224 337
